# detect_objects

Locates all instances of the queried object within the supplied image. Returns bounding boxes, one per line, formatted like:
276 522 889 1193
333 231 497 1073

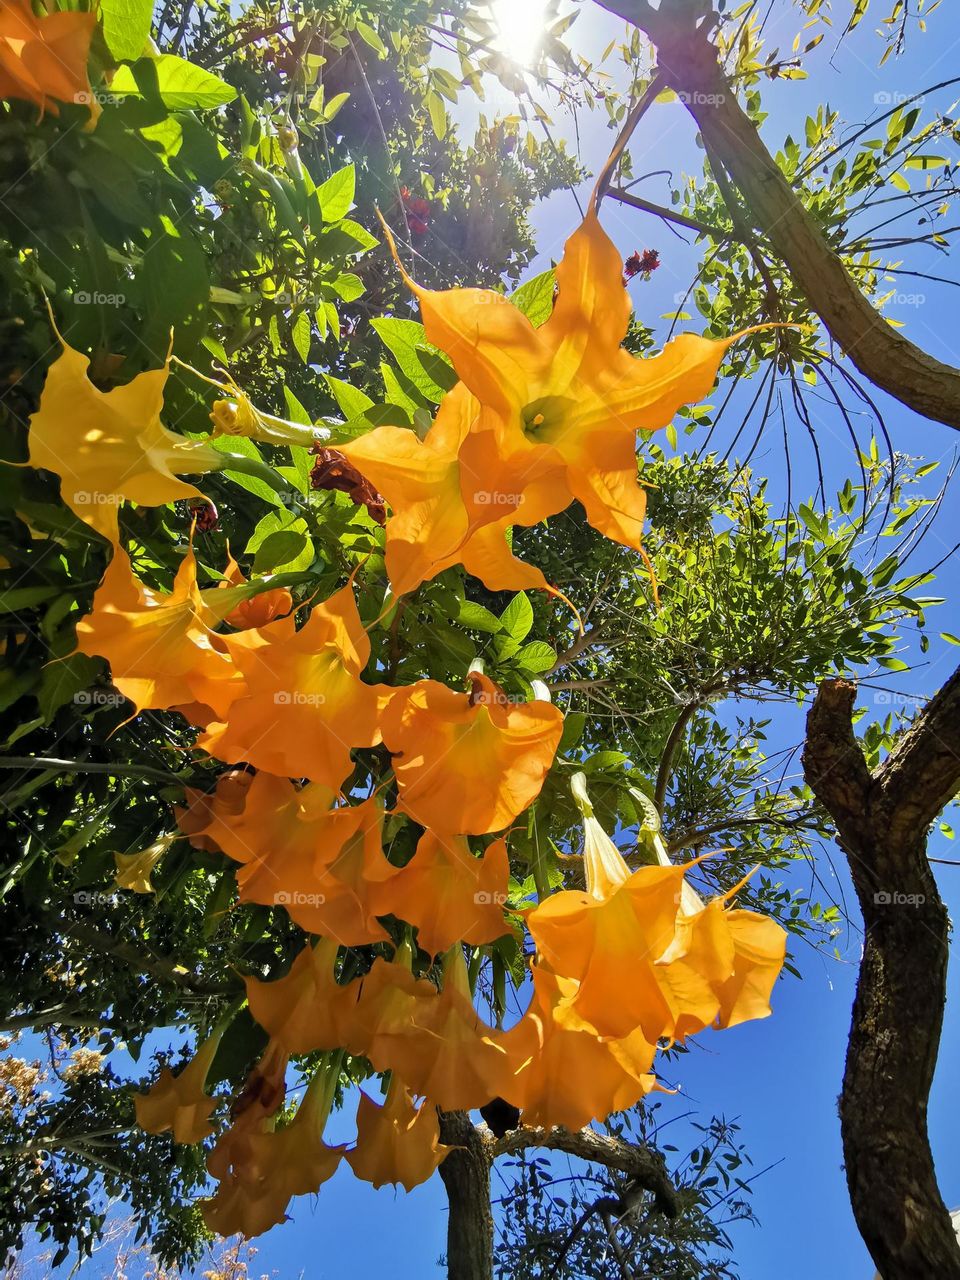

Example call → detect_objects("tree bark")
492 1123 678 1218
437 1111 681 1280
439 1110 495 1280
594 0 960 432
803 671 960 1280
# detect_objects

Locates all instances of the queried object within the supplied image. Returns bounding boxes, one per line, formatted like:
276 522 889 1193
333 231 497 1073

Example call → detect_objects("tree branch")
490 1124 678 1218
803 673 960 1280
607 187 735 241
595 0 960 431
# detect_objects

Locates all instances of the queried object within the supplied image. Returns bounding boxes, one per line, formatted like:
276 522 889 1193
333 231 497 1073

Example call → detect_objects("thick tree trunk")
595 0 960 433
803 675 960 1280
439 1110 495 1280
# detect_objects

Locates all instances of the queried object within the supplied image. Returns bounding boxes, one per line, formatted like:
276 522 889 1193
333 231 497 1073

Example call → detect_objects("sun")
490 0 548 66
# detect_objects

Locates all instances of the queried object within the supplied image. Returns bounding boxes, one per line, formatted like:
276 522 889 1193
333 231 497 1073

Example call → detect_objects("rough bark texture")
492 1123 679 1218
439 1111 495 1280
594 0 960 432
803 670 960 1280
437 1111 680 1280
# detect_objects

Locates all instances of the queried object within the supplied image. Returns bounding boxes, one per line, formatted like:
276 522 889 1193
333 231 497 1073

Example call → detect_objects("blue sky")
27 3 960 1277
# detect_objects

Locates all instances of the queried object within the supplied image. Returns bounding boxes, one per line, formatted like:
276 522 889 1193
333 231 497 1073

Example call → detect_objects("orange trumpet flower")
134 1022 228 1145
234 794 399 946
207 1038 290 1181
340 384 566 596
530 775 788 1043
203 1057 345 1238
347 1076 451 1191
219 548 294 630
26 329 222 543
381 946 523 1112
198 582 391 790
113 834 178 894
384 832 511 955
526 773 693 1041
381 671 563 835
175 770 256 855
495 965 660 1131
356 207 744 569
177 770 334 866
655 879 788 1040
341 942 442 1070
244 939 354 1055
73 545 241 720
0 0 99 122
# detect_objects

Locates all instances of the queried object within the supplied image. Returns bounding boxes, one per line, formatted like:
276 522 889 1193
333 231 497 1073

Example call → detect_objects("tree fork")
803 671 960 1279
595 0 960 432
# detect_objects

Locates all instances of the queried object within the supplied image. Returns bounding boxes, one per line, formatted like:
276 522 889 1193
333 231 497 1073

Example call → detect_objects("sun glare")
490 0 548 67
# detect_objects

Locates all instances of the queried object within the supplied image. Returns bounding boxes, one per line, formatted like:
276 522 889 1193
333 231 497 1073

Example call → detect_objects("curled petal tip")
374 206 419 295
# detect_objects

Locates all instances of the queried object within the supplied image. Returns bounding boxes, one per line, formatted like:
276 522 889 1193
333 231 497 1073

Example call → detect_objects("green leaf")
282 387 312 425
100 0 154 63
371 318 456 401
558 711 586 754
380 362 421 418
500 593 534 642
457 601 503 634
336 218 379 251
0 586 62 614
355 20 387 56
291 310 311 364
246 512 314 573
511 270 556 327
515 641 557 674
37 654 100 724
110 56 237 110
211 436 286 510
941 632 960 646
330 273 364 302
583 750 630 774
314 90 350 123
317 165 356 222
426 90 448 140
326 375 374 421
253 530 308 573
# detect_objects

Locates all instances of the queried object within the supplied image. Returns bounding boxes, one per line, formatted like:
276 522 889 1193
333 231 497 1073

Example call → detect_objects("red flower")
188 499 219 533
624 249 660 281
397 188 432 238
